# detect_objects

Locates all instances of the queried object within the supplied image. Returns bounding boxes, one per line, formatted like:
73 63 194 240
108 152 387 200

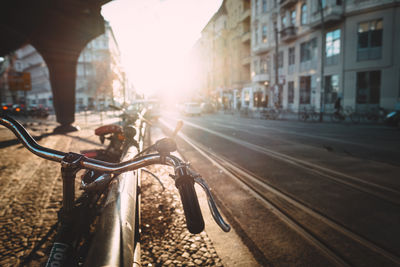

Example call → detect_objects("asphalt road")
159 111 400 266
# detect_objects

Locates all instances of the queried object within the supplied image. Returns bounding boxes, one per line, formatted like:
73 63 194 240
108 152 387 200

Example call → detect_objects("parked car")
200 102 216 114
28 105 49 118
1 103 13 114
182 103 201 116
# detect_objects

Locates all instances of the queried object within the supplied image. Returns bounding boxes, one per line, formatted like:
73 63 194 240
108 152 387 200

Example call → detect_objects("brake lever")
193 176 231 232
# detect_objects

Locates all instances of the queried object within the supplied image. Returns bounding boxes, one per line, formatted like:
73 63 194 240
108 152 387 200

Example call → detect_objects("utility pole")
274 22 280 109
319 0 326 122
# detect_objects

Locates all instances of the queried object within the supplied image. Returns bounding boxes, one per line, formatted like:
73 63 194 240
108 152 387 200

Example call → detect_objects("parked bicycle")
240 107 252 118
360 107 388 123
298 107 320 122
330 106 360 124
261 107 281 120
0 114 230 266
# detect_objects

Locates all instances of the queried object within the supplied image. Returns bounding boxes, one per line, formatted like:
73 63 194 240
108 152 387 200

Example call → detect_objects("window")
288 81 294 104
262 25 268 43
282 16 287 28
255 0 259 15
260 59 267 73
291 9 296 26
301 4 307 25
356 71 381 104
325 75 339 104
300 76 311 104
300 38 317 62
262 0 267 13
326 29 341 65
278 51 284 68
357 19 383 61
288 47 295 65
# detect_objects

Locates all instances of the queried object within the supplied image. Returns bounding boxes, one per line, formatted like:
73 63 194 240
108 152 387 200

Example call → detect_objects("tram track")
159 118 400 266
162 117 400 206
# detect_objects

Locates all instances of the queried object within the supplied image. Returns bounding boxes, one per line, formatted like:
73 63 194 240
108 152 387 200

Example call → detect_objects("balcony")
241 31 251 43
280 25 297 42
242 56 251 66
280 0 297 8
240 9 251 22
253 73 270 83
253 43 273 55
309 4 343 28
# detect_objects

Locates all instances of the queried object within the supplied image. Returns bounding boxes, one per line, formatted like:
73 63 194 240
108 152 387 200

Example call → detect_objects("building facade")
199 0 400 113
251 0 400 112
10 21 125 111
197 0 252 109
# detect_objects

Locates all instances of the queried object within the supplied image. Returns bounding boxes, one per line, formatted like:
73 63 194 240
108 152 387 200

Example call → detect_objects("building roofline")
201 0 227 33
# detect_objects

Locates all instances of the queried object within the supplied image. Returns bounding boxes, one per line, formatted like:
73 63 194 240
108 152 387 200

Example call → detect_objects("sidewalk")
218 109 385 125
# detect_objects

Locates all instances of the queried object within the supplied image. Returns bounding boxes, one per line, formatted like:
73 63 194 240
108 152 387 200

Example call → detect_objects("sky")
101 0 222 99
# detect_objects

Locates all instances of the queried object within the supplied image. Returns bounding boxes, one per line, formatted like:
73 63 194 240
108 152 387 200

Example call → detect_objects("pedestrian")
334 96 342 115
237 101 241 111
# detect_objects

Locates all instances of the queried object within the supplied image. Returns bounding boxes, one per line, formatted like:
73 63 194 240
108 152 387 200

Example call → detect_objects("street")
159 111 400 266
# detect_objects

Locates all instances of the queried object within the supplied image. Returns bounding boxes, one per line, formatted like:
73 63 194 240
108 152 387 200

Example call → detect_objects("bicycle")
298 107 319 122
261 107 281 120
0 114 230 266
330 106 360 124
360 107 388 123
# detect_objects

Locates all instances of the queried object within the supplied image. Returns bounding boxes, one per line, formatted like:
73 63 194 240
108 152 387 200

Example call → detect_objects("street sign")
8 71 31 91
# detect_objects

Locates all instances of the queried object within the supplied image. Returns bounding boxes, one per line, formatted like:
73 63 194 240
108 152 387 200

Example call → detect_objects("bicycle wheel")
298 112 307 122
331 113 340 123
350 112 361 124
269 110 277 120
311 112 320 122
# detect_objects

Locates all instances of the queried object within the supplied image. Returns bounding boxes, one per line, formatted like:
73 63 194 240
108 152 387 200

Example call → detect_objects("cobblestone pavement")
0 115 224 266
140 165 223 267
0 118 105 266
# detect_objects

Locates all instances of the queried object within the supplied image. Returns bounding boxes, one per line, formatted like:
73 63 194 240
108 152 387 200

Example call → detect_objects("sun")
101 0 222 101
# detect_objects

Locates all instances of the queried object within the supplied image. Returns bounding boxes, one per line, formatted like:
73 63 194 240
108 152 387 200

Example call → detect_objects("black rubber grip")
176 178 205 234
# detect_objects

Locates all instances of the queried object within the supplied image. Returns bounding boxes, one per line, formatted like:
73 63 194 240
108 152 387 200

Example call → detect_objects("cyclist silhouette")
334 97 342 115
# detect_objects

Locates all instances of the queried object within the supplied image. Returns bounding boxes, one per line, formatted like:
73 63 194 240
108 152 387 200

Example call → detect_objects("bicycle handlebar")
0 115 182 172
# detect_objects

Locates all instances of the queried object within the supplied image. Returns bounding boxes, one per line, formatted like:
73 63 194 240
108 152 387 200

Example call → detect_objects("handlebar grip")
175 176 205 234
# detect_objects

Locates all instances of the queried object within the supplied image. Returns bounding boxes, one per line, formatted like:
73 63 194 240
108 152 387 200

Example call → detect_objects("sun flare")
101 0 222 103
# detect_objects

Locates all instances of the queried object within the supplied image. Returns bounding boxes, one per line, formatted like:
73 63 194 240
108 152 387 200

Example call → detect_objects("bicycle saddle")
94 124 122 136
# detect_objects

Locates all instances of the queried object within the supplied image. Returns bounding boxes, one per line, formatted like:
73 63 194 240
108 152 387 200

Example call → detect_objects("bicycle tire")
350 112 361 124
269 110 277 120
331 113 341 123
311 112 320 122
298 112 307 122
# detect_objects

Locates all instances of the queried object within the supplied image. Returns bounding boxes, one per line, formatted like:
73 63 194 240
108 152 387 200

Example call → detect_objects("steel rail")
161 120 400 266
163 117 400 206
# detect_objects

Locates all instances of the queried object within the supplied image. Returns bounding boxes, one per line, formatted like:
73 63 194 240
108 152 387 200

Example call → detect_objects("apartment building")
199 4 229 106
225 0 252 109
198 0 252 109
251 0 400 112
11 21 125 111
